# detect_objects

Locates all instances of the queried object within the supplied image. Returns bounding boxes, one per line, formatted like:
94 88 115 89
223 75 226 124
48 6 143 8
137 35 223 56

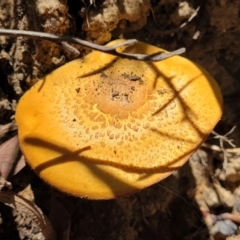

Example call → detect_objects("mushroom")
16 39 222 199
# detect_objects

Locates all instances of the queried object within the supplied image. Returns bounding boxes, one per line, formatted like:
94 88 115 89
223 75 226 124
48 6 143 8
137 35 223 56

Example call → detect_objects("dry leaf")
0 135 26 179
0 190 56 239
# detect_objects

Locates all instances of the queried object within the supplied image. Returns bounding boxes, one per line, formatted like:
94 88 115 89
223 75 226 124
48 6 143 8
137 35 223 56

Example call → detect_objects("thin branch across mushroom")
0 29 185 61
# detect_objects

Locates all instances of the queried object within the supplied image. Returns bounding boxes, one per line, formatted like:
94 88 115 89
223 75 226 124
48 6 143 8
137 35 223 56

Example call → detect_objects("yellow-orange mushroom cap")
16 39 222 199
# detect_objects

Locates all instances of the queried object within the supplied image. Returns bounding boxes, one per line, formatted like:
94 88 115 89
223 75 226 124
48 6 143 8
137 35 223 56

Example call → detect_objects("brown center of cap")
87 73 147 116
83 58 154 119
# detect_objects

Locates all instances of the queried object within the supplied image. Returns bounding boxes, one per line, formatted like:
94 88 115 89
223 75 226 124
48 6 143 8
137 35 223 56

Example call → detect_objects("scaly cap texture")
16 39 222 199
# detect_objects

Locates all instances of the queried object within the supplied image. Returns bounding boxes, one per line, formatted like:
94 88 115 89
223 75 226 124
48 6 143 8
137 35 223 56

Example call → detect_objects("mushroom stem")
0 28 185 61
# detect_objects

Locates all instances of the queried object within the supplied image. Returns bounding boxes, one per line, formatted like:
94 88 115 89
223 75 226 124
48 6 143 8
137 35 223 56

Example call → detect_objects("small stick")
202 143 240 153
0 28 186 61
60 41 80 56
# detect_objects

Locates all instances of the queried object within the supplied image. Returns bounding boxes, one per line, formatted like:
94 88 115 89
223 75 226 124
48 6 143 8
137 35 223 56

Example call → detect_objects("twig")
214 126 236 164
60 41 80 56
212 125 237 148
202 143 240 154
81 0 94 28
202 126 238 168
0 29 186 61
180 6 201 28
